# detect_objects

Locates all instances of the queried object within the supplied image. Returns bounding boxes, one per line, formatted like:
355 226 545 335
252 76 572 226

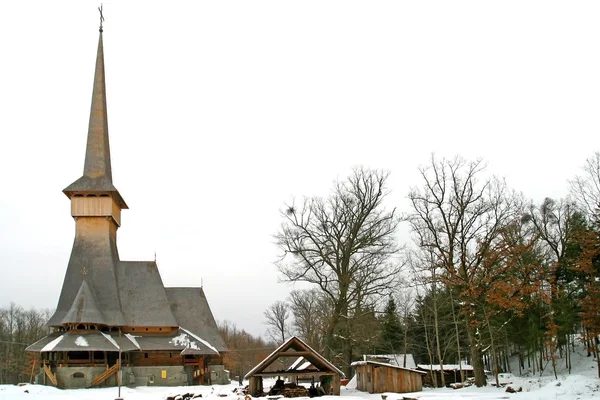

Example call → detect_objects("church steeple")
47 23 127 328
63 30 127 211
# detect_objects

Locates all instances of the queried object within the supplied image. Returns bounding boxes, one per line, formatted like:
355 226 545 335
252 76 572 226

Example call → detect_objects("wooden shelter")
351 361 425 394
416 364 474 387
244 336 344 396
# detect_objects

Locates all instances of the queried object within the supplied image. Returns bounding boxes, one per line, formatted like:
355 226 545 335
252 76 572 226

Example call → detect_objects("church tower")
28 17 228 389
47 28 127 329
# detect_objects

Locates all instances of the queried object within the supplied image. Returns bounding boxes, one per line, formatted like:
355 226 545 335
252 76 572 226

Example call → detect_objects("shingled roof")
166 287 228 352
117 261 178 327
62 31 127 209
61 280 107 325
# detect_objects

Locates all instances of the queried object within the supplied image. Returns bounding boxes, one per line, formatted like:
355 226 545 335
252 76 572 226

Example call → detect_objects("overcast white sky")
0 1 599 338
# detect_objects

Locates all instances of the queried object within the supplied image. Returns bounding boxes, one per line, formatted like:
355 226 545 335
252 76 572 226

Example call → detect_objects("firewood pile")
165 393 202 400
268 381 309 398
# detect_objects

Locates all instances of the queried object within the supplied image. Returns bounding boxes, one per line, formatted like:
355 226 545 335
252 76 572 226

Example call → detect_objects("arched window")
76 324 85 330
72 372 85 378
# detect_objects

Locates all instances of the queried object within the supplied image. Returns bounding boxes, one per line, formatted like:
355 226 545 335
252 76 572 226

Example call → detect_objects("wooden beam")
280 351 312 357
252 371 336 377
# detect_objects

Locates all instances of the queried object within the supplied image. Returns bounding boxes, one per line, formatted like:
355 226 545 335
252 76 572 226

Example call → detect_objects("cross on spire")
98 4 105 32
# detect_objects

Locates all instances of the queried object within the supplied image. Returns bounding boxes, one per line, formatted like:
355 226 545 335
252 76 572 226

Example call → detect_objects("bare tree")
264 301 291 345
275 167 402 375
407 155 520 387
570 151 600 218
288 289 329 351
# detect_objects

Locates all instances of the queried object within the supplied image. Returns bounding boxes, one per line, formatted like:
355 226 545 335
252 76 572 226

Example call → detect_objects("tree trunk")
465 316 486 387
449 290 464 383
432 283 445 387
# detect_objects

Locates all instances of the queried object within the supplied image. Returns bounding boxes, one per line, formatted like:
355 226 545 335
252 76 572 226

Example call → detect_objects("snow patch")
41 335 64 352
125 333 141 350
74 336 88 347
179 327 219 354
100 332 120 349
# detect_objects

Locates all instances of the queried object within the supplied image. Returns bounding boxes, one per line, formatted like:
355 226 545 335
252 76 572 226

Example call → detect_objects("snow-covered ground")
2 343 598 400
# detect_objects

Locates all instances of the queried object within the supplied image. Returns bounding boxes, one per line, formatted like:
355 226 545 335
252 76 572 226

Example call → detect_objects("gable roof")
61 280 107 325
244 336 344 379
117 261 178 327
165 287 228 352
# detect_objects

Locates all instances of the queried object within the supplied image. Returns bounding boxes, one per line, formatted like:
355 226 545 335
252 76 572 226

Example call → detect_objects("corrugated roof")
165 287 228 352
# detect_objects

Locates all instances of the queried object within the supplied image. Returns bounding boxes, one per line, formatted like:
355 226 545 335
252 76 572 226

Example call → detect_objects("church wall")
124 365 189 386
54 366 116 389
130 352 185 366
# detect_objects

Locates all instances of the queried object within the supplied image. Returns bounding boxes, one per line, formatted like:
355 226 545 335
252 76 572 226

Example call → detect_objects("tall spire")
84 32 111 182
63 25 127 209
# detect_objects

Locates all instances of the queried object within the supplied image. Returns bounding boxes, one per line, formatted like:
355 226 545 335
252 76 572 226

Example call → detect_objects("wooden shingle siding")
354 363 423 394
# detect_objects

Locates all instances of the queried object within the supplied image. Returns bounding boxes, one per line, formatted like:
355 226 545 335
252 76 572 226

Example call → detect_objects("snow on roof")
75 336 89 347
417 364 474 371
180 327 218 354
297 361 312 370
364 354 416 369
351 360 426 374
288 356 304 371
245 336 344 379
41 335 64 352
100 332 119 350
125 333 141 350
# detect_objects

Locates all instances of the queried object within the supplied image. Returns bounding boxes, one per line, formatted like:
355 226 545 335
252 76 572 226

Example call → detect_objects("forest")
2 152 599 388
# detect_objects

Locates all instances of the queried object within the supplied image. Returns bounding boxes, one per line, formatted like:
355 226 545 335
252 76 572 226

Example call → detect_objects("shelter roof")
244 336 344 379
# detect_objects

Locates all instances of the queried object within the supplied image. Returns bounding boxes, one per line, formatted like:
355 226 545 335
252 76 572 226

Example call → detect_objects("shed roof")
351 360 426 374
363 354 416 369
244 336 344 379
416 364 474 371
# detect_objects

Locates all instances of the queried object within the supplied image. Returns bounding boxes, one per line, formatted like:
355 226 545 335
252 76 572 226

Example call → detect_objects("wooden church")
26 23 228 389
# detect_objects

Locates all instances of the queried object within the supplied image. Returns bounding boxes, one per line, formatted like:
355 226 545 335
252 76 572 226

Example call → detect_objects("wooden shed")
416 364 474 387
244 336 344 396
351 360 425 394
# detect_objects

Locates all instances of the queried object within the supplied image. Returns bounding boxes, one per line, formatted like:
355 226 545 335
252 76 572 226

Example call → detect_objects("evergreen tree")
378 297 403 354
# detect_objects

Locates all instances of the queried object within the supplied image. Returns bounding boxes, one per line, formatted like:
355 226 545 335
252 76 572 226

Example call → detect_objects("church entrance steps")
43 363 57 386
92 362 119 386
